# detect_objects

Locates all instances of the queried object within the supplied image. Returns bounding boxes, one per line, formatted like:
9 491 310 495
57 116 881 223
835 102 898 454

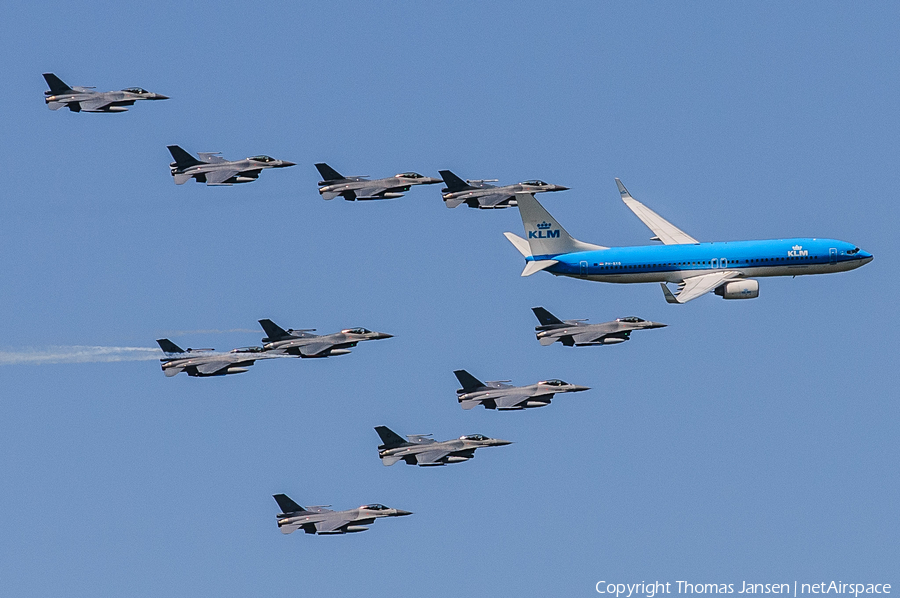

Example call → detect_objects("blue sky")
0 2 897 596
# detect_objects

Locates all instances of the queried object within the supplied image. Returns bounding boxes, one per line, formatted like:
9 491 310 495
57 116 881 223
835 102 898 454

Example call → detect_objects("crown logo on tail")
537 221 552 230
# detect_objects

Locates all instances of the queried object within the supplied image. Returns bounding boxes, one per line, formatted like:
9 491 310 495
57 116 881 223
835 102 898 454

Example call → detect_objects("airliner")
504 180 872 303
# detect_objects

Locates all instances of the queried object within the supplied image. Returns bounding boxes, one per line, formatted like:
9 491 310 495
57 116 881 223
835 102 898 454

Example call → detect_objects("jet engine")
715 279 759 299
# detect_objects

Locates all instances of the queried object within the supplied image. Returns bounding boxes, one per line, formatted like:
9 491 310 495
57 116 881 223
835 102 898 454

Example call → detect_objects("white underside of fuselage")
563 261 865 284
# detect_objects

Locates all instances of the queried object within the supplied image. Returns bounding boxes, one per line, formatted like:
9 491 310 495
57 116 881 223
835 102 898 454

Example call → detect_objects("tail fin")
273 494 306 514
43 73 72 95
374 426 407 448
454 369 486 391
315 163 344 182
259 319 290 342
167 145 201 168
514 192 605 257
532 307 563 327
439 170 475 192
156 339 185 354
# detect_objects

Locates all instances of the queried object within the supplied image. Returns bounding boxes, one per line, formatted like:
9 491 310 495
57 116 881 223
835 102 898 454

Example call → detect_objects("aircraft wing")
194 360 236 375
414 449 451 465
315 518 353 533
205 169 240 185
616 179 699 245
297 342 334 357
478 193 516 207
79 98 113 112
494 393 528 409
666 271 741 303
197 153 228 164
572 330 619 344
352 185 389 199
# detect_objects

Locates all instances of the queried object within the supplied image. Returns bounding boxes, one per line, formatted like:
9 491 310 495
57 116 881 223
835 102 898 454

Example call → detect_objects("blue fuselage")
534 238 873 283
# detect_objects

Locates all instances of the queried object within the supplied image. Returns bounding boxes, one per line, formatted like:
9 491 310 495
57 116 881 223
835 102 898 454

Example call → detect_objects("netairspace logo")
596 582 892 598
0 346 163 366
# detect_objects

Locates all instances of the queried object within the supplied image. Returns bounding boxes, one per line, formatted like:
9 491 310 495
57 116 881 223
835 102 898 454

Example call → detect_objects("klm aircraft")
504 180 872 303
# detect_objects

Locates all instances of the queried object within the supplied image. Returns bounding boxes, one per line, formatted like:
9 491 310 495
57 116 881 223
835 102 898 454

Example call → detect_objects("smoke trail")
0 346 163 366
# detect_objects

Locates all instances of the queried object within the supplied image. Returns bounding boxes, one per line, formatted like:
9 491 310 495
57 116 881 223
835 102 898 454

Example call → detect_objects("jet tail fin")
315 163 344 182
156 339 185 354
43 73 72 94
515 192 606 257
453 369 486 392
374 426 407 449
258 319 290 342
167 145 202 168
532 307 564 327
273 494 306 514
439 170 475 193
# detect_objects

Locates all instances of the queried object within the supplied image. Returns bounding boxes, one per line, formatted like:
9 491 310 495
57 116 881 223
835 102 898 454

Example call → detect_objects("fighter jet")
167 145 295 186
156 338 282 377
258 319 392 358
374 426 511 466
43 73 168 112
532 306 666 347
439 169 568 209
454 369 590 410
273 494 412 535
315 163 441 200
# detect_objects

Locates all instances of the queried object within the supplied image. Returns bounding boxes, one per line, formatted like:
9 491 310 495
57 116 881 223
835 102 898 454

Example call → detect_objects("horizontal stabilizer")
503 232 531 257
173 173 192 185
521 259 558 277
459 399 481 410
539 336 558 346
381 455 402 466
444 197 466 209
47 101 66 111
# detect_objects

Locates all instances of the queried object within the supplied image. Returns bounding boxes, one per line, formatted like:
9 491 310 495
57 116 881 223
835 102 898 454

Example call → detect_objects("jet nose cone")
553 185 570 191
279 161 297 167
491 439 513 446
393 509 413 517
154 94 170 100
373 332 394 340
648 322 668 329
569 385 591 392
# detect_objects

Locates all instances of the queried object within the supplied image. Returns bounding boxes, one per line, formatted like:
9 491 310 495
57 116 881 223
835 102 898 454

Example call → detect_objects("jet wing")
297 342 334 357
414 449 451 465
494 394 528 409
79 98 113 112
616 179 699 245
194 360 237 375
351 185 389 199
315 518 353 533
205 169 240 185
572 330 617 344
478 193 516 207
666 271 741 303
197 153 228 164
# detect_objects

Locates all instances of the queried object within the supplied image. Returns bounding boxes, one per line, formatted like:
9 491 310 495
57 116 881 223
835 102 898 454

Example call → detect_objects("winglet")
660 283 680 304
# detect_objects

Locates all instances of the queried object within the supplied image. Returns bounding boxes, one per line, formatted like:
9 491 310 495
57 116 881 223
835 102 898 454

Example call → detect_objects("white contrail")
0 346 164 366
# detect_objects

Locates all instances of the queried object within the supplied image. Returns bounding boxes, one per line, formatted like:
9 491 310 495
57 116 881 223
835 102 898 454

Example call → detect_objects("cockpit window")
540 379 566 386
362 503 387 510
847 247 860 254
249 155 274 162
618 316 645 323
123 87 148 93
342 327 371 335
461 434 487 441
397 172 423 178
521 180 547 186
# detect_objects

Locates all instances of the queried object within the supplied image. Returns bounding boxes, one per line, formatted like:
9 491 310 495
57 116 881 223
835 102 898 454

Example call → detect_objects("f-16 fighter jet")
156 339 282 377
315 163 441 200
258 319 392 358
439 169 568 209
454 369 589 410
532 307 666 347
167 145 295 185
43 73 169 113
374 426 511 466
504 180 872 303
273 494 412 535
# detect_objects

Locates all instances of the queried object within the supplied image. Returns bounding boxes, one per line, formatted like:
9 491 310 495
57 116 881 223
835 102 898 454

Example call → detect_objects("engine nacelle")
715 279 759 300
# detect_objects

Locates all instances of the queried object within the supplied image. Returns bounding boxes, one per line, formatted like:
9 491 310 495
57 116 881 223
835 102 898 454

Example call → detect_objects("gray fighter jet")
43 73 168 112
258 319 392 358
273 494 412 535
454 370 590 410
167 145 295 185
375 426 511 466
533 307 667 347
156 338 282 377
315 163 442 200
439 169 568 209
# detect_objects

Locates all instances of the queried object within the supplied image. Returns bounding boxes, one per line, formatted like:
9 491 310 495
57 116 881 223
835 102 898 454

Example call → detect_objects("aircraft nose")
553 185 570 191
393 509 413 517
569 385 591 392
648 322 668 329
279 161 297 167
491 439 513 446
373 332 394 340
153 94 170 100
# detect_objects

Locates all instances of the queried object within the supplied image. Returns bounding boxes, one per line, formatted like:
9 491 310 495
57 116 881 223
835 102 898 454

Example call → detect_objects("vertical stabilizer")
156 339 185 354
514 193 605 257
532 307 564 327
315 163 344 182
43 73 73 94
167 145 201 168
258 319 290 342
374 426 408 448
273 494 306 514
454 369 486 391
439 170 475 192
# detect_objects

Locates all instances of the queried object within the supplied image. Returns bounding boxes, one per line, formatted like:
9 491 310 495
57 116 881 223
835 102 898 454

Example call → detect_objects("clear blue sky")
1 2 897 596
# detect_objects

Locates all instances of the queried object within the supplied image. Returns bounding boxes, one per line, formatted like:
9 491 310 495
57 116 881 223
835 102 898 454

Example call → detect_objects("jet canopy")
342 327 371 334
461 434 488 441
396 172 425 178
617 316 646 323
361 503 388 511
248 155 276 162
540 379 568 386
521 180 548 186
122 87 148 93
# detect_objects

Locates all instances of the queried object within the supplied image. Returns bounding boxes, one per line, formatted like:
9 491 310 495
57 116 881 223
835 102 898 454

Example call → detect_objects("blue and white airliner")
504 180 872 304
